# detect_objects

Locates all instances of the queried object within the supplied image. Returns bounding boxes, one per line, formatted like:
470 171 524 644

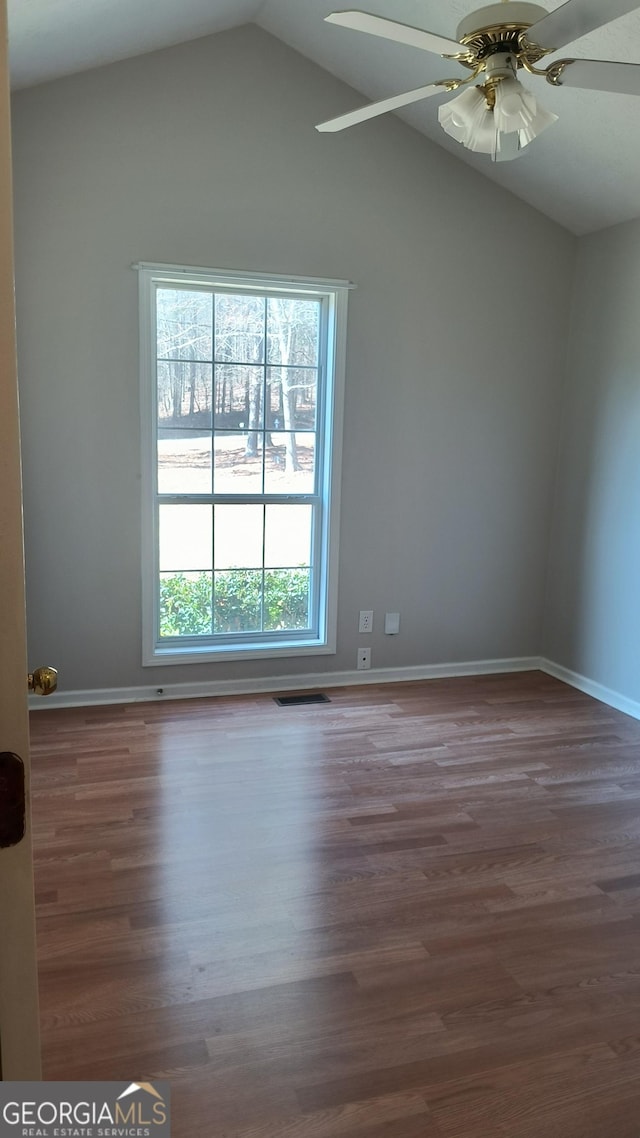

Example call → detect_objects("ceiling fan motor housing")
483 51 519 88
456 2 549 61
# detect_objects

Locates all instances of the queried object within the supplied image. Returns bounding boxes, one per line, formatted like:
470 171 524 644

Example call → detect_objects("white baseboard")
539 658 640 722
29 653 640 724
29 656 542 710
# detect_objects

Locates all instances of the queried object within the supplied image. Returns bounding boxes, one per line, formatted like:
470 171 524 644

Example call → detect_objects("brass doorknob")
28 666 58 696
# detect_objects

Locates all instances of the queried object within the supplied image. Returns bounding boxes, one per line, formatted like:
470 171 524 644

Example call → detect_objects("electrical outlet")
357 647 371 670
359 610 374 633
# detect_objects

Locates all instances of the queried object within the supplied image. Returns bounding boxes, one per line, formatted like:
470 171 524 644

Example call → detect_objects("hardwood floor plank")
29 673 640 1137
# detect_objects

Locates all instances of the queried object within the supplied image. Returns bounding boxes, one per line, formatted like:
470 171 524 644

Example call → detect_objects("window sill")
143 637 336 667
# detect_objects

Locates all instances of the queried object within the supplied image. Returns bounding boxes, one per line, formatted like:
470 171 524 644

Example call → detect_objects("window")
138 263 350 665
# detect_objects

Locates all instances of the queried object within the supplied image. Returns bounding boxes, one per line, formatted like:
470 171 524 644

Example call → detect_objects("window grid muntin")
155 497 316 640
142 264 347 662
153 280 325 646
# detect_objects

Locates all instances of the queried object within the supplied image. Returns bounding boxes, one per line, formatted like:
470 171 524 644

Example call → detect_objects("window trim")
137 263 351 666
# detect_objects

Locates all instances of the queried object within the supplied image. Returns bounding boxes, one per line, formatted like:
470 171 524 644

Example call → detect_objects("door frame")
0 0 42 1079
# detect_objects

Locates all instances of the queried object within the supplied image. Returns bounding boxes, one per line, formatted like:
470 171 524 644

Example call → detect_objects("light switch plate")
384 612 400 635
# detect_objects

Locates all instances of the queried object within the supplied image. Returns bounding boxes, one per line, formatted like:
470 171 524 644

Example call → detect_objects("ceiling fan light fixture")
439 69 558 160
442 85 486 130
517 101 559 146
438 86 489 146
467 110 499 154
494 77 535 132
493 76 558 146
439 85 502 156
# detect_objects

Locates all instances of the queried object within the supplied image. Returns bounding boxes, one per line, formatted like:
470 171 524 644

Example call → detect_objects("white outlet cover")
384 612 400 635
359 610 373 633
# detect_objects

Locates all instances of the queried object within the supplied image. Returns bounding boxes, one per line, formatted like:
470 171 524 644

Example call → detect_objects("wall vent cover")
274 693 331 706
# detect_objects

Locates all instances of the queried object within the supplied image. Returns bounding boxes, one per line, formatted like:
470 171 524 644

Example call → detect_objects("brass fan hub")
453 1 549 67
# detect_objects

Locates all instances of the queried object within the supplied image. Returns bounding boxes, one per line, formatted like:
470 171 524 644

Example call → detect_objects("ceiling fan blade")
550 57 640 93
525 0 640 52
325 11 466 58
316 82 445 132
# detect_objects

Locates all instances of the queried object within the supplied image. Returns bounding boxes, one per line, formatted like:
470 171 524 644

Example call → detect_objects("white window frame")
137 262 351 666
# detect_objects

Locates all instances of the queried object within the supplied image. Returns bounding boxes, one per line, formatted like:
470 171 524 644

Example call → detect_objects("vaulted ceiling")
9 0 640 233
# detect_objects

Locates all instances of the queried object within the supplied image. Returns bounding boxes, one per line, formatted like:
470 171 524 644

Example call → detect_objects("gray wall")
543 217 640 702
12 25 576 692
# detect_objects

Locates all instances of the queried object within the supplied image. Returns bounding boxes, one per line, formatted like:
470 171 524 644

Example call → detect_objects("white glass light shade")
467 114 497 155
494 77 534 132
494 77 558 146
518 102 559 146
439 86 497 156
438 87 486 143
439 77 558 161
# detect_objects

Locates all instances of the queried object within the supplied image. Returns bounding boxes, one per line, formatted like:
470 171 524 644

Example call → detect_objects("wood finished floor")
29 671 640 1137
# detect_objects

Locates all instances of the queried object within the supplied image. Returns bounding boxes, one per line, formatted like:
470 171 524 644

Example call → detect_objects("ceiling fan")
315 0 640 160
